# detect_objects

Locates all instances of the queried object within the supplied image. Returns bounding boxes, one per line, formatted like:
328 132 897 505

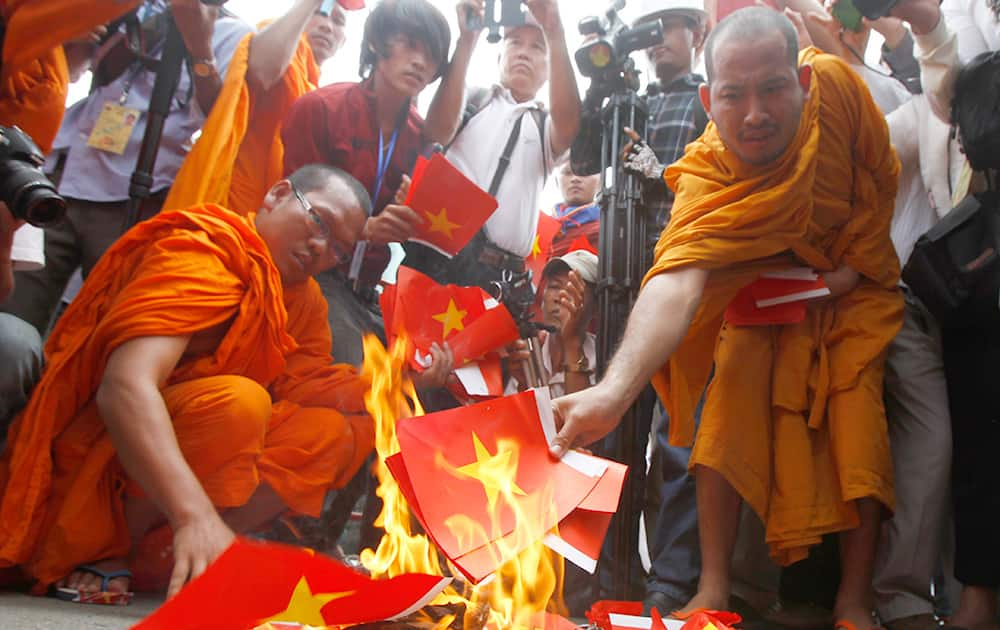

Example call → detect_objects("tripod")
573 57 653 600
122 13 188 231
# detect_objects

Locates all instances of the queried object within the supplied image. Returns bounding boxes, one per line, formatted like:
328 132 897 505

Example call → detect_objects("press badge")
86 102 141 155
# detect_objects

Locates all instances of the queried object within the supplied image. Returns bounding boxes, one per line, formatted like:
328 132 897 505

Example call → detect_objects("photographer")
404 0 581 292
0 0 252 336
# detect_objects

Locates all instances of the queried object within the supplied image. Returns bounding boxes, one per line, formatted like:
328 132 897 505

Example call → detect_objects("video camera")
466 0 527 44
0 126 66 227
575 0 663 80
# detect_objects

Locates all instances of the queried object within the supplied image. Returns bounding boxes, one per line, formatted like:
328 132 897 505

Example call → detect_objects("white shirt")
446 86 563 257
942 0 1000 62
11 225 43 271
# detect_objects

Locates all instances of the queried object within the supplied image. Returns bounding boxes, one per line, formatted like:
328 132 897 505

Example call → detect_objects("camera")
466 0 527 44
575 0 663 79
0 126 66 227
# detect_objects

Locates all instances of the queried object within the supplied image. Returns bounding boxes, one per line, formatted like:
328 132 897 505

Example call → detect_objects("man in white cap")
402 0 581 291
620 0 711 613
508 249 598 399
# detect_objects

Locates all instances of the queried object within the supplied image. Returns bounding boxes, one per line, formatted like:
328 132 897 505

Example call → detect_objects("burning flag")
405 153 498 257
133 538 449 630
387 387 624 583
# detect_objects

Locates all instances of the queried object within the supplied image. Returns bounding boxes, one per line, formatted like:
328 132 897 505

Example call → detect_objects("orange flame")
358 334 567 628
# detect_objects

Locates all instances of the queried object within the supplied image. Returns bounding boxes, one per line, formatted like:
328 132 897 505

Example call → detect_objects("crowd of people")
0 0 998 628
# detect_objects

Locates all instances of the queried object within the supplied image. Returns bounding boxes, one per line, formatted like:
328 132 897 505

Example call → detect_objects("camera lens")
17 182 67 227
0 162 67 227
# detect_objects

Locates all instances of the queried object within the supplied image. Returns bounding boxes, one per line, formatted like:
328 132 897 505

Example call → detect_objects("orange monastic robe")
0 205 372 590
643 49 903 564
0 0 141 152
163 32 320 214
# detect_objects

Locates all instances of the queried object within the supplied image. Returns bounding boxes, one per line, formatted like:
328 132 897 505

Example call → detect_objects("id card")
86 102 141 155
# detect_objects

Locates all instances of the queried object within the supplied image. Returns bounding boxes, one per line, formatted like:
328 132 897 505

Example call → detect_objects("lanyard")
348 110 405 286
372 124 401 204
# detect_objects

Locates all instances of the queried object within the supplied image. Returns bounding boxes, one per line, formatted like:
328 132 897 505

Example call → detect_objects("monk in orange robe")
550 8 901 630
164 0 348 214
0 164 375 600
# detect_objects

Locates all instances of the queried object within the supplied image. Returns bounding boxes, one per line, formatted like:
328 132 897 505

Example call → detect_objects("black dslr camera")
0 126 66 227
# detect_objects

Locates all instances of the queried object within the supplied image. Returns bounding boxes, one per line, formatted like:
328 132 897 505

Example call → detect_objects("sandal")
52 564 134 605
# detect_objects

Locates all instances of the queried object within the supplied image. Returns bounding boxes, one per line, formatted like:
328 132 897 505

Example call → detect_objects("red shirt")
281 80 428 285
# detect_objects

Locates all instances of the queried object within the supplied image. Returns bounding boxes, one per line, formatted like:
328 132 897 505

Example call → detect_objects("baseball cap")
542 250 599 285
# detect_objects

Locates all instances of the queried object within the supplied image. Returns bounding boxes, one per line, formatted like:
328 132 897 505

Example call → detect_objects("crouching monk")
550 8 901 630
0 164 374 599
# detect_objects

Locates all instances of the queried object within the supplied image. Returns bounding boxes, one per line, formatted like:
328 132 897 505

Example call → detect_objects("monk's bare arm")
247 0 322 92
96 335 234 596
549 267 708 456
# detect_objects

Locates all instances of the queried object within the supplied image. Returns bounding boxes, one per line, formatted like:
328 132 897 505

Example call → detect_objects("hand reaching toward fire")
549 384 628 458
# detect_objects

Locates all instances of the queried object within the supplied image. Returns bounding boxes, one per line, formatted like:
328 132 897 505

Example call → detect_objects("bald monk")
550 8 901 630
0 164 375 599
164 0 348 214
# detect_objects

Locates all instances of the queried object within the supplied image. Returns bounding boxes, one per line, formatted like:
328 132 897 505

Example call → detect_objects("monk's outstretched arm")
247 0 322 92
549 266 708 456
96 335 235 598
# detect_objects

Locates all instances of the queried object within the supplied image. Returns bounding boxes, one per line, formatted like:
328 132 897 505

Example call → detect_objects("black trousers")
942 298 1000 588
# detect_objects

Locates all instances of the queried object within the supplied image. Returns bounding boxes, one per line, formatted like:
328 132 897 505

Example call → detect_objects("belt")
477 242 525 272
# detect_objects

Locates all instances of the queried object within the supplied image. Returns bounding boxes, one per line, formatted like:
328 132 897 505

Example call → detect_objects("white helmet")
629 0 709 27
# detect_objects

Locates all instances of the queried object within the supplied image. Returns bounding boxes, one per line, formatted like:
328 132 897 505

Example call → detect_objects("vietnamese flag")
2 0 142 71
383 266 519 371
388 388 614 583
566 234 599 256
526 212 561 289
133 538 449 630
406 153 498 257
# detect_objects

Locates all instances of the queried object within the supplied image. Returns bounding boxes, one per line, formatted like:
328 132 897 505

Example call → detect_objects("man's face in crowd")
256 179 366 286
375 33 437 99
644 14 700 79
306 5 347 64
541 269 571 329
700 31 810 166
500 25 549 101
557 164 600 207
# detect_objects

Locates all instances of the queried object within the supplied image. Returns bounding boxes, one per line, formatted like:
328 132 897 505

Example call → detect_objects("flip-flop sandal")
52 564 134 605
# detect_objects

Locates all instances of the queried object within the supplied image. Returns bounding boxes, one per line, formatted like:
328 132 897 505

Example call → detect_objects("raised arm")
96 334 234 598
247 0 322 92
423 0 482 146
550 266 708 456
526 0 581 156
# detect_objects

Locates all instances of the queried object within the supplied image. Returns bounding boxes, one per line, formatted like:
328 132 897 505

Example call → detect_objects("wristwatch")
565 352 591 374
191 56 217 78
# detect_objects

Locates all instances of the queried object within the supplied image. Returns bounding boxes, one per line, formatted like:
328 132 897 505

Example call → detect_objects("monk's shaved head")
704 7 799 83
288 164 372 217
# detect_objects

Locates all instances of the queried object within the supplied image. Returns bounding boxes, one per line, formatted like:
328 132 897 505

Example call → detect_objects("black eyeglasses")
291 184 351 265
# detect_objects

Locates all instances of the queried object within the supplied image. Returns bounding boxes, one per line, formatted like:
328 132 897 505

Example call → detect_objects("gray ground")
0 592 161 629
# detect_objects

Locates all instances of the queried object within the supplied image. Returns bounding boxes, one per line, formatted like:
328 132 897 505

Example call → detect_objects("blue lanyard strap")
372 124 401 205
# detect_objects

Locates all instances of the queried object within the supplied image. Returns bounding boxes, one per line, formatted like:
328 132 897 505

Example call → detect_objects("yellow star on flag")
530 233 542 259
431 298 467 339
258 576 354 627
425 207 461 239
456 432 527 505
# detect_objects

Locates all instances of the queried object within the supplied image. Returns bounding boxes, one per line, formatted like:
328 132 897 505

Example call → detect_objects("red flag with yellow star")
133 538 449 630
388 388 620 583
527 212 562 289
405 153 498 257
383 266 519 371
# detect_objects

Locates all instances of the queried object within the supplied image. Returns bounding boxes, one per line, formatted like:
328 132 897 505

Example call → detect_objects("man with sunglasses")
0 164 375 602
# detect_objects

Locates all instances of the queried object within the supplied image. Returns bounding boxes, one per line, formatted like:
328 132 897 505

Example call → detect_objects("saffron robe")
644 49 903 564
163 32 319 214
0 204 372 590
0 0 142 152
